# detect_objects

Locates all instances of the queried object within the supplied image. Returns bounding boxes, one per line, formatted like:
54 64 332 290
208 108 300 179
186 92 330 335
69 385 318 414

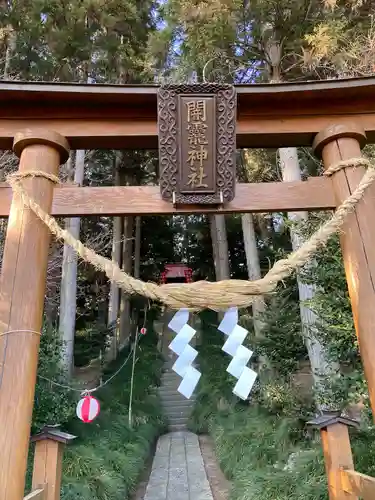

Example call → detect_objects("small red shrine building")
160 264 193 284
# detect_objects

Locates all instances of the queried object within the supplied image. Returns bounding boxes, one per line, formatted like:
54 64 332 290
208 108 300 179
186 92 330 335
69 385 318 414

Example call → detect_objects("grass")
61 330 166 499
190 311 375 500
207 406 328 500
28 327 166 500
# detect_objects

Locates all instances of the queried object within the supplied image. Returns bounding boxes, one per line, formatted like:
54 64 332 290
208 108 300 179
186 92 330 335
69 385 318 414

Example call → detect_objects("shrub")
32 323 75 433
60 330 167 500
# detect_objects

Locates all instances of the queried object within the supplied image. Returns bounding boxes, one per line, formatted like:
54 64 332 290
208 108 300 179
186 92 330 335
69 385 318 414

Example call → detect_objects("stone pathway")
144 431 214 500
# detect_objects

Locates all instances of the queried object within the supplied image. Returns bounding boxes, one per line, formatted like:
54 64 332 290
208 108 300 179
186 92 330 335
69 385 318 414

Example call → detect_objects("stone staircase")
159 365 196 431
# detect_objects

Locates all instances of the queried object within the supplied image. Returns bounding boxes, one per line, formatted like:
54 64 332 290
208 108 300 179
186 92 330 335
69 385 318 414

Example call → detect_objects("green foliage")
256 373 313 418
151 0 367 83
4 1 375 498
302 234 357 363
74 322 113 367
60 332 166 500
256 286 307 376
212 407 328 500
188 311 240 434
28 324 166 499
189 314 328 499
150 0 240 81
32 324 75 433
0 0 157 83
299 215 367 409
191 315 375 500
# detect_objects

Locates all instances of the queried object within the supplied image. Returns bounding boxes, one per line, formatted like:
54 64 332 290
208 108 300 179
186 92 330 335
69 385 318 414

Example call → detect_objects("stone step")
159 393 188 400
163 404 194 411
161 375 181 384
159 363 196 432
161 370 179 376
163 399 194 406
168 423 187 432
159 384 192 391
168 416 190 425
159 388 185 395
165 410 192 418
160 381 180 388
160 387 181 394
164 408 194 415
165 409 193 418
162 405 194 412
160 393 195 402
164 400 194 408
159 382 181 388
161 398 195 406
161 400 193 407
159 390 186 398
161 369 179 376
160 397 195 406
160 381 181 387
168 414 190 422
162 366 199 376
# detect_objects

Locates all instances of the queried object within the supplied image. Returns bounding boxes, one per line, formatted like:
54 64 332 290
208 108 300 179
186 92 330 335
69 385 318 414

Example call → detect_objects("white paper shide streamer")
218 307 257 400
168 309 201 399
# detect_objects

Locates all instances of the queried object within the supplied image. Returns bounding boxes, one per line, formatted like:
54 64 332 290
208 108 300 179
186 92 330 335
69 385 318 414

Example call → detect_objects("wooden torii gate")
1 77 375 499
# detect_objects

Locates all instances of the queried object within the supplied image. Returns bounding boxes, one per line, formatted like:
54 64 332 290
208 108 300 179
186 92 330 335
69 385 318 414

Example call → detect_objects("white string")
0 305 150 396
38 344 136 395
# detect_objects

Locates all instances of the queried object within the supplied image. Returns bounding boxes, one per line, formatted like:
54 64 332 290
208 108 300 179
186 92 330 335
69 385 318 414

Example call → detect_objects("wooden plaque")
158 83 236 204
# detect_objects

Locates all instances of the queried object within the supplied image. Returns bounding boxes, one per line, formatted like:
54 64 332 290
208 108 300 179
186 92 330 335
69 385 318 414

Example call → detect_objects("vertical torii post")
308 412 358 500
31 425 76 500
0 130 69 500
313 124 375 419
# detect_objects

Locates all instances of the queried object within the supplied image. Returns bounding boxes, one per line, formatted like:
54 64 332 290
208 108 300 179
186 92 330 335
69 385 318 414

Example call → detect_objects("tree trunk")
210 214 230 281
279 147 339 401
3 26 16 79
209 214 230 323
134 216 141 279
59 150 85 377
209 215 221 280
130 216 142 332
107 157 123 359
241 213 266 343
119 216 134 348
265 35 339 402
44 240 62 325
107 215 122 325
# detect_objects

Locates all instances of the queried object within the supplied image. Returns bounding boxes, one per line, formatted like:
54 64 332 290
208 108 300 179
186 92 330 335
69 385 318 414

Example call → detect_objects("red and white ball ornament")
140 327 147 335
76 394 100 423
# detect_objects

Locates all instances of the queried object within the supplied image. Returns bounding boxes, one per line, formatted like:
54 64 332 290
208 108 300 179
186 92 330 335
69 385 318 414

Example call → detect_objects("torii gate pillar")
0 130 69 500
313 124 375 419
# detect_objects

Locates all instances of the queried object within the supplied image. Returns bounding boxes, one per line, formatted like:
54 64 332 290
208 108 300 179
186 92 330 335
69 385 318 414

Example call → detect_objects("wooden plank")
1 77 375 115
24 489 46 500
0 178 336 217
45 441 63 500
0 118 157 150
341 469 375 498
320 423 356 500
31 441 48 493
0 114 375 150
1 75 375 97
0 78 375 149
32 439 66 500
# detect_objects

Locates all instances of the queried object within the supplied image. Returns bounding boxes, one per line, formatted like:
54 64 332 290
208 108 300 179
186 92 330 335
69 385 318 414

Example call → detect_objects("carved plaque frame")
158 83 237 204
